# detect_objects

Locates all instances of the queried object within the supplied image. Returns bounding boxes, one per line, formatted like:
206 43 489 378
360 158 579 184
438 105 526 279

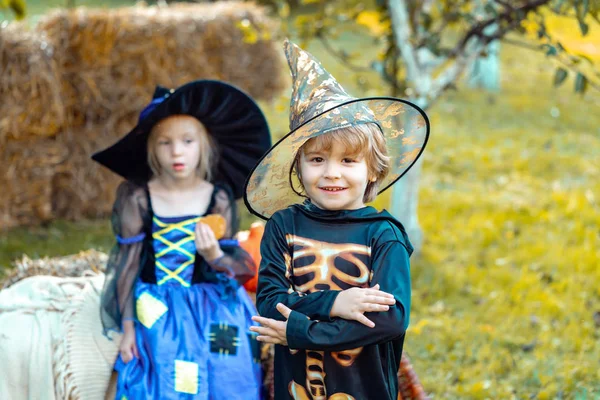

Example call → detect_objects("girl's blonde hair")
293 122 390 203
147 115 217 180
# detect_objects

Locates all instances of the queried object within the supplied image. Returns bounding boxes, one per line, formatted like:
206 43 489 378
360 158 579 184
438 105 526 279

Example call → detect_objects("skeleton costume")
244 41 430 400
92 80 272 399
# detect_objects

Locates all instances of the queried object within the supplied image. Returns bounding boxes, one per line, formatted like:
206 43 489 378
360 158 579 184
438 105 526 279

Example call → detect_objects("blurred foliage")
253 0 600 99
0 0 26 19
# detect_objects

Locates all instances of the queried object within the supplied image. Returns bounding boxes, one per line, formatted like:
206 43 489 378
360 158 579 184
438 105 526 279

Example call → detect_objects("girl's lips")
173 163 185 171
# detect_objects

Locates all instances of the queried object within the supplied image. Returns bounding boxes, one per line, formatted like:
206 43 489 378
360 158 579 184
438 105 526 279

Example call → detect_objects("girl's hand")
329 284 396 328
120 321 139 364
195 222 223 262
250 303 293 346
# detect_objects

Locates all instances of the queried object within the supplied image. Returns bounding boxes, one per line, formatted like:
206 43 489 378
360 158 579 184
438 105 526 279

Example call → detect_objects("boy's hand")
330 284 396 328
250 303 293 346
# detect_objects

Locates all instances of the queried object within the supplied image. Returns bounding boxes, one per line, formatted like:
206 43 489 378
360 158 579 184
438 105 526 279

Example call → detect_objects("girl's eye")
159 141 170 146
342 158 356 163
184 139 194 144
310 157 324 163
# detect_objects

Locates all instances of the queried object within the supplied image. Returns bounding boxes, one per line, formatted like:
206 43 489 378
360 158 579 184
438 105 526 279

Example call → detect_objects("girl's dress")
102 181 262 399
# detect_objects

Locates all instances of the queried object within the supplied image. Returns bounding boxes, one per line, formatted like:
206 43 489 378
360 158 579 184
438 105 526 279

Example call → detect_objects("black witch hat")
92 80 271 199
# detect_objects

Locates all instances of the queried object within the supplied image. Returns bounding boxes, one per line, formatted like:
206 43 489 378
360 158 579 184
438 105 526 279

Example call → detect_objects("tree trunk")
390 158 424 252
468 38 501 91
387 0 429 254
468 1 501 91
387 0 484 253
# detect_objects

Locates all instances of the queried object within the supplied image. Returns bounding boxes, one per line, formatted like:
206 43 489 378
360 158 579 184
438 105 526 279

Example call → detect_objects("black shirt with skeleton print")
256 200 413 400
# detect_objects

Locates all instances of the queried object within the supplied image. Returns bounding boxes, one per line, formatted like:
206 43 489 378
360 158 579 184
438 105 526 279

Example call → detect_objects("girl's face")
299 139 370 211
150 115 206 181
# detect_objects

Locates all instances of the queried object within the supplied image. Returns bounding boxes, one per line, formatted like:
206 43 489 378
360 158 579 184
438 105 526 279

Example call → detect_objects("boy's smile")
300 140 370 211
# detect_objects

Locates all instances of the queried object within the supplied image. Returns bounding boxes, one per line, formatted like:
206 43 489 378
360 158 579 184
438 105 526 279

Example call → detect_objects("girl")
92 80 272 399
244 41 430 400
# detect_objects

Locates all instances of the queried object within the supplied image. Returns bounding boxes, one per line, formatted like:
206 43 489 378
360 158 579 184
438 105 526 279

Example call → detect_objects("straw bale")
51 125 127 220
0 23 65 145
0 138 70 229
1 2 286 229
37 2 286 129
1 249 107 289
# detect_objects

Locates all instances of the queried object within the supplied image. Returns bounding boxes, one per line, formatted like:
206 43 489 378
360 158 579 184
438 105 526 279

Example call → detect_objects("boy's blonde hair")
147 115 217 180
292 122 390 203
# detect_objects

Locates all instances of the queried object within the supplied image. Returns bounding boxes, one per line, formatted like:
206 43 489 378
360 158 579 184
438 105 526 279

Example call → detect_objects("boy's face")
151 115 205 181
299 138 369 211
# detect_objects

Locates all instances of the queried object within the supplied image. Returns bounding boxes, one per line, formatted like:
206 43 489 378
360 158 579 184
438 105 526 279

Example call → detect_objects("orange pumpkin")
237 221 265 292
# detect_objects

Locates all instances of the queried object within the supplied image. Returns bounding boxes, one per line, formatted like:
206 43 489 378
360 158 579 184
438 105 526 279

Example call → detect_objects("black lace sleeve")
100 181 149 334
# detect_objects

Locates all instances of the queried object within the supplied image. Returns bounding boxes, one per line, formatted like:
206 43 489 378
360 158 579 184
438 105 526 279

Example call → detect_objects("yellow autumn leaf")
356 10 390 36
7 0 25 19
235 20 258 44
520 16 540 40
278 3 290 19
408 318 431 335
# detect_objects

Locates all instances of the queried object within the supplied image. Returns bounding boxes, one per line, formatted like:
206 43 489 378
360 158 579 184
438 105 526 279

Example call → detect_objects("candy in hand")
198 214 226 239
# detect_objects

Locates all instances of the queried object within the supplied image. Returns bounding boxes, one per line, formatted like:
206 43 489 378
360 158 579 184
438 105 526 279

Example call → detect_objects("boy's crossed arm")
255 219 395 324
253 232 411 352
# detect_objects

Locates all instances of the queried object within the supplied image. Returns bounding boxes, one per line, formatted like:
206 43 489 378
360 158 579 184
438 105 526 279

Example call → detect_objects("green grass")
0 219 113 271
2 3 600 397
407 43 600 399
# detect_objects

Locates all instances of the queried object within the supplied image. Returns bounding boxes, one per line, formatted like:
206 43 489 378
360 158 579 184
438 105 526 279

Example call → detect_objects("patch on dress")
209 323 240 355
174 360 199 394
136 292 168 329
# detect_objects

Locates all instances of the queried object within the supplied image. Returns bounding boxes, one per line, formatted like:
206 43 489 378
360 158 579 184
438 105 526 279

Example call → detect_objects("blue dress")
114 214 262 399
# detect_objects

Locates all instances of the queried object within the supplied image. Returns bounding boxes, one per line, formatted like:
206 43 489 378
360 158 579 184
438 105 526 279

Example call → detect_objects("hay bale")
38 2 286 222
51 125 128 220
37 2 286 129
1 249 107 289
0 2 286 229
0 138 70 229
0 23 65 145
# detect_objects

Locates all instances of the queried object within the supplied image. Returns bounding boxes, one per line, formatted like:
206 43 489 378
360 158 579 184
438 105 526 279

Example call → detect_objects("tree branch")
494 0 514 11
388 0 429 106
477 17 523 45
501 36 541 51
502 38 600 92
316 35 373 73
428 42 484 109
453 0 551 56
416 18 451 49
388 0 421 82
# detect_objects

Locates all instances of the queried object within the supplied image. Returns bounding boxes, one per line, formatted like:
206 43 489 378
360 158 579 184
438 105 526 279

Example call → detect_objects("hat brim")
92 80 271 199
244 97 430 220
